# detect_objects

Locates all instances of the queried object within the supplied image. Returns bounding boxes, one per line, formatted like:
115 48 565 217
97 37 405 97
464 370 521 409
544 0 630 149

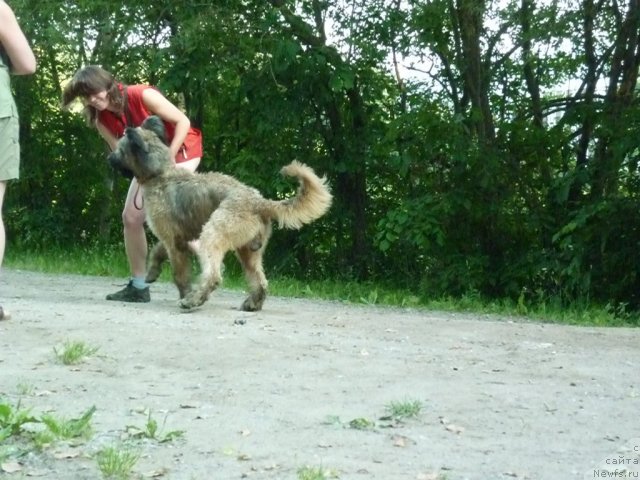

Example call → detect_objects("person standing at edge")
0 0 36 320
61 65 202 303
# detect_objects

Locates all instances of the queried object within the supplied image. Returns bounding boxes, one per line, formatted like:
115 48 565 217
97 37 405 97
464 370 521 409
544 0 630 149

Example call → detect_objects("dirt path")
0 269 639 480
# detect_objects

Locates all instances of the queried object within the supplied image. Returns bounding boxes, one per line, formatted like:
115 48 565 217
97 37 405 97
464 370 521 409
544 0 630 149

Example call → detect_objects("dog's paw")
179 292 205 310
145 267 161 284
178 299 197 311
145 259 166 283
240 298 263 312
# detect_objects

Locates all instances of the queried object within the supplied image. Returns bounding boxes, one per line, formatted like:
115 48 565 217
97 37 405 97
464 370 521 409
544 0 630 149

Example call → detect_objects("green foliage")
384 400 422 420
5 243 639 325
125 411 184 444
96 445 140 480
297 466 338 480
53 340 99 365
0 399 95 452
0 399 39 441
6 0 640 312
39 405 96 442
348 417 375 430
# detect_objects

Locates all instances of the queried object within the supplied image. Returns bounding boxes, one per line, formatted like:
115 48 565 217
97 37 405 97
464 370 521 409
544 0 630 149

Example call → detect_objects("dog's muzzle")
108 152 134 179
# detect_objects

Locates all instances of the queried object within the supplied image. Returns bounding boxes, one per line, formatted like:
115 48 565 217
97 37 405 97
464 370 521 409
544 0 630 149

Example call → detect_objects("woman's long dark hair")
61 65 125 125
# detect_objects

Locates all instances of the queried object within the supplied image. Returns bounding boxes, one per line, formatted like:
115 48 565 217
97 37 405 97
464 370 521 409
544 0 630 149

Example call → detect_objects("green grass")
38 405 96 442
385 399 422 420
15 382 34 396
125 410 184 443
0 399 95 452
297 466 338 480
0 399 39 441
5 245 638 327
53 340 99 365
96 445 140 480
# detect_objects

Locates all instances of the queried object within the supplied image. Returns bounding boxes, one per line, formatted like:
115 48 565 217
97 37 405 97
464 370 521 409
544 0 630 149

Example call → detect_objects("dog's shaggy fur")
108 116 332 311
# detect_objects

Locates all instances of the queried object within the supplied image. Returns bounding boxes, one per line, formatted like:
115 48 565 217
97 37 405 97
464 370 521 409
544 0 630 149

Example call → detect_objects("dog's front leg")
166 243 192 299
179 239 225 311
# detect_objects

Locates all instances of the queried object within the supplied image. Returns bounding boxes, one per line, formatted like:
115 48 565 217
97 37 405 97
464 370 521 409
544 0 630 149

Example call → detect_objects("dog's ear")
141 115 168 145
125 127 149 157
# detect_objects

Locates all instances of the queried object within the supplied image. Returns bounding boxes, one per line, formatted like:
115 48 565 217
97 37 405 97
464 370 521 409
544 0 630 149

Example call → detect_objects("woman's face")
82 90 110 111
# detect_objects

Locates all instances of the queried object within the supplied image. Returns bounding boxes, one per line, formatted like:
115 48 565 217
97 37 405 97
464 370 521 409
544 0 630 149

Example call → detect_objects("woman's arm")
141 88 190 162
0 2 36 75
96 121 118 151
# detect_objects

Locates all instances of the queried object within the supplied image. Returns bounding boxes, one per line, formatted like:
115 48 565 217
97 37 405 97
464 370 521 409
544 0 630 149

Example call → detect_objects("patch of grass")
297 466 338 480
5 246 639 326
6 244 130 278
347 417 375 430
53 340 99 365
0 399 39 441
321 414 376 430
96 444 140 480
125 410 184 443
15 382 34 396
38 405 96 443
384 399 422 420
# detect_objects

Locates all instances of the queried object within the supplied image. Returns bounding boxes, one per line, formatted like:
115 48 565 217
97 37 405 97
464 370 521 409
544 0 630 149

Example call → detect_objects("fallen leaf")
445 423 465 434
440 416 465 434
391 434 414 447
1 462 22 473
143 467 168 477
53 449 80 459
416 473 440 480
25 468 49 477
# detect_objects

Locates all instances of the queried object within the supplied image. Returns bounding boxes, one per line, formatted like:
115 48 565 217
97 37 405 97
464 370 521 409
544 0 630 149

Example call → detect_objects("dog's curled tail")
269 161 332 229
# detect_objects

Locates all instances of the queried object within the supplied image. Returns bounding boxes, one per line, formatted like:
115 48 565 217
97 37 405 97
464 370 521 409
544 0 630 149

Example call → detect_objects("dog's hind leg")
235 245 268 311
145 242 168 284
179 207 263 311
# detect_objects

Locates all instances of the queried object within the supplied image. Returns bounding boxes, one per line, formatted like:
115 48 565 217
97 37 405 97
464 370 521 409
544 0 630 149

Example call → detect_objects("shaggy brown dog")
108 116 332 311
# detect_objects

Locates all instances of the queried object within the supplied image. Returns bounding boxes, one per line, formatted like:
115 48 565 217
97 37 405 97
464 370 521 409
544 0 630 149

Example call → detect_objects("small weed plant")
323 399 422 433
54 340 99 365
38 405 96 443
96 444 140 479
348 417 375 430
16 382 34 396
297 465 338 480
384 399 422 420
322 415 376 430
125 410 184 443
0 399 39 441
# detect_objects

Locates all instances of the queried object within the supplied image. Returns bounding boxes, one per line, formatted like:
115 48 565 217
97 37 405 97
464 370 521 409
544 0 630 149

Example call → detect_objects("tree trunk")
590 0 640 200
267 0 370 278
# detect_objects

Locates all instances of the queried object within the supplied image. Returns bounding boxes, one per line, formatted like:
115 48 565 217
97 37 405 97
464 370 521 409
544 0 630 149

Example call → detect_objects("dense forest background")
6 0 640 310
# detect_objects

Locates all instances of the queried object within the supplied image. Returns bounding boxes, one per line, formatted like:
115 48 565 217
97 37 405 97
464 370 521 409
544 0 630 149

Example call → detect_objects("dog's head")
108 116 171 182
